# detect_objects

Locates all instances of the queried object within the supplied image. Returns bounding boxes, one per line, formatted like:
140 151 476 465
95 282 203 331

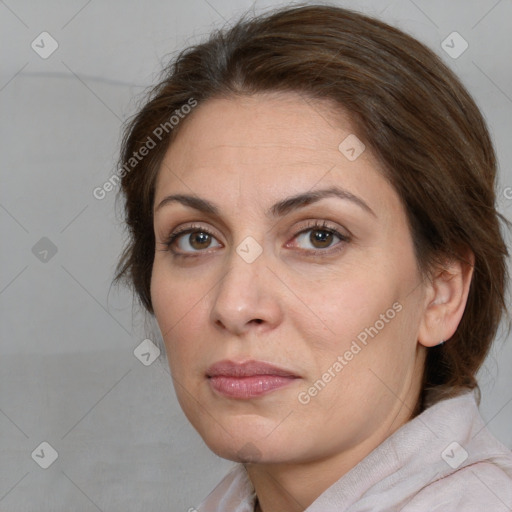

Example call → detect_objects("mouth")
206 360 300 399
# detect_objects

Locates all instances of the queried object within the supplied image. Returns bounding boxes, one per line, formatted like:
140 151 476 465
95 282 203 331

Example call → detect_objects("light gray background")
1 0 511 511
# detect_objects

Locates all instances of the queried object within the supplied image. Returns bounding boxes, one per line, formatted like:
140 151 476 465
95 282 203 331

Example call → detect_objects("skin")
150 91 474 512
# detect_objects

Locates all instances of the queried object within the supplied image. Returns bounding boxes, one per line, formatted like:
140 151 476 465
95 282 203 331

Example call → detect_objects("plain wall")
1 0 511 510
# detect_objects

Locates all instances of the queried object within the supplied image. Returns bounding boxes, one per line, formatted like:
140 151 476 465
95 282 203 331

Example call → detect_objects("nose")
210 243 284 336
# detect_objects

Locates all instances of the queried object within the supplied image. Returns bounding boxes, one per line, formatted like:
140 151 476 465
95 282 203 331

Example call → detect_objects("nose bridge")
210 236 280 333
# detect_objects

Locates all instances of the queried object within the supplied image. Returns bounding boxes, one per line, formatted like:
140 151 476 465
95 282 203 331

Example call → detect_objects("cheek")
297 268 399 351
293 264 417 408
150 263 210 367
151 256 210 320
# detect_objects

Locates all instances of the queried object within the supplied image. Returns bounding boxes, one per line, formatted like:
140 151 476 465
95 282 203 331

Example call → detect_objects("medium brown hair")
115 4 511 409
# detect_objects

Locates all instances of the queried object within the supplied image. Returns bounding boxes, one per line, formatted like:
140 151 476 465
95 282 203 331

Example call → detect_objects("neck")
247 389 421 512
246 445 370 512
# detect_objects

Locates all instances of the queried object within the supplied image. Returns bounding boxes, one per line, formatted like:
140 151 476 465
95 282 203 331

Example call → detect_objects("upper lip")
206 360 299 378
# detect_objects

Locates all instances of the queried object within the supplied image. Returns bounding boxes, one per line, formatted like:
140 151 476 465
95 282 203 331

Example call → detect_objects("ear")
417 250 475 348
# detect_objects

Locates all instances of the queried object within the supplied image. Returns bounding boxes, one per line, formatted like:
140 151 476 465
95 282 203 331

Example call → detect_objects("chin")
196 424 287 464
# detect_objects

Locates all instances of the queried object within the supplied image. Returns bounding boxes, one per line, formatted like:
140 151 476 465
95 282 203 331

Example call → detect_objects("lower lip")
208 375 298 399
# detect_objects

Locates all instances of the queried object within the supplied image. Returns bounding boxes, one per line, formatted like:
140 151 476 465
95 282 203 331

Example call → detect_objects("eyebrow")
155 186 376 218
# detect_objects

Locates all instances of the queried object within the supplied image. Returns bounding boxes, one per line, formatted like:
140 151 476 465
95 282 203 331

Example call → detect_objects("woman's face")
151 92 429 465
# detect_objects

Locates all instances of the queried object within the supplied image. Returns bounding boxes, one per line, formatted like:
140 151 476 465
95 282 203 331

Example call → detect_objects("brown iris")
189 231 212 250
310 229 333 249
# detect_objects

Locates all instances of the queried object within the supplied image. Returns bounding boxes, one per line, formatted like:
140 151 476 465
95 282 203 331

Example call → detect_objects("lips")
206 360 300 399
206 360 298 378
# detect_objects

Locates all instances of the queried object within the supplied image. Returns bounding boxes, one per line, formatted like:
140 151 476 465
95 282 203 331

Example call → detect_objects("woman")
115 5 512 511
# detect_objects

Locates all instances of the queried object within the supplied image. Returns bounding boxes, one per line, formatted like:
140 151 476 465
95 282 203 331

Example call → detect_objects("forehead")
154 92 401 223
162 92 355 170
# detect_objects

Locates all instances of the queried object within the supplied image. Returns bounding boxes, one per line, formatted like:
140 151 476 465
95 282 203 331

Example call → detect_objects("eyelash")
162 220 351 259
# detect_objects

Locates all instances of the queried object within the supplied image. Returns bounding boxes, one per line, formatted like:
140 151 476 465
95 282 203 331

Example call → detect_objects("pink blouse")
196 389 512 511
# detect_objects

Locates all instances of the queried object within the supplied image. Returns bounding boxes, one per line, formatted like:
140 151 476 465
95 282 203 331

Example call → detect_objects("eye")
162 220 350 258
163 224 222 255
289 220 350 253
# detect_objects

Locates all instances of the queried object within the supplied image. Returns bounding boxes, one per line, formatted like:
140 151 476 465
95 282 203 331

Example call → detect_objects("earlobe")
417 250 475 348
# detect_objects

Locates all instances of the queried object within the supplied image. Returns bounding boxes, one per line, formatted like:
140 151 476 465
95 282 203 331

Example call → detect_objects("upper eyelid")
168 219 343 238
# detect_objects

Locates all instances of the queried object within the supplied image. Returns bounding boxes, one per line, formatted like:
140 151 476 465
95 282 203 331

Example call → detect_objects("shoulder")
401 462 512 512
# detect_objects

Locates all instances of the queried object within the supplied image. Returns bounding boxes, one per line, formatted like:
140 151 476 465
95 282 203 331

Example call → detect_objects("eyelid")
285 220 351 254
291 219 351 241
161 223 222 252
